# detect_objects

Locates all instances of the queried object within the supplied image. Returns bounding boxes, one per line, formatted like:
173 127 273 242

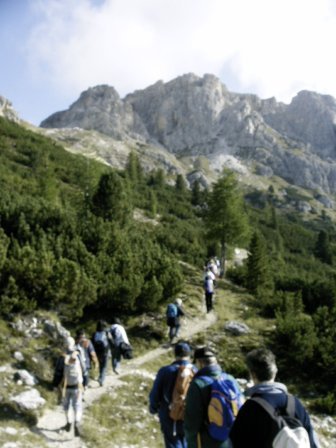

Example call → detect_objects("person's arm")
184 380 206 448
294 397 320 448
149 368 164 414
88 342 99 368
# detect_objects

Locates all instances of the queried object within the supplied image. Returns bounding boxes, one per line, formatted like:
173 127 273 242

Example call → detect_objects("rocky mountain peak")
39 74 336 198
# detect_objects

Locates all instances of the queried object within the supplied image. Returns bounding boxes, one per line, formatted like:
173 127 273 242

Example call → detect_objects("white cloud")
25 0 336 104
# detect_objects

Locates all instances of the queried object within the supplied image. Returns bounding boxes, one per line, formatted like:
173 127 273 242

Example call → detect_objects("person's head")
246 348 278 383
75 329 86 343
112 317 121 325
193 345 217 368
174 341 192 360
175 298 182 307
96 320 107 332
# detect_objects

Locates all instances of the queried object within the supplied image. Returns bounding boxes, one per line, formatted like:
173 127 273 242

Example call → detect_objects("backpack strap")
285 394 296 418
251 396 278 419
251 394 295 420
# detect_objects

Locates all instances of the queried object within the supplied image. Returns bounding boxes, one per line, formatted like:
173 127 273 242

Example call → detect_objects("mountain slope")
40 73 336 199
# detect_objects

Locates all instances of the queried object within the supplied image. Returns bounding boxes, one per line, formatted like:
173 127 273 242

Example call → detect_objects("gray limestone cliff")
40 74 336 196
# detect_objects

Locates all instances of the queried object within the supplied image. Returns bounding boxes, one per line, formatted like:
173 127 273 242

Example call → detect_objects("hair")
76 329 86 339
175 298 182 306
96 320 107 332
246 348 278 382
112 317 121 325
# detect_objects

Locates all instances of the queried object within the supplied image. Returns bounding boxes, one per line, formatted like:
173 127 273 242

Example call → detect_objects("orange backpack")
169 364 195 421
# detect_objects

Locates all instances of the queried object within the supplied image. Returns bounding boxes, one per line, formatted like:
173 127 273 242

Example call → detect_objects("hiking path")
35 312 217 447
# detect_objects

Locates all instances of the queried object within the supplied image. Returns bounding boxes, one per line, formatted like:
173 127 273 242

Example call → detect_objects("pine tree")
314 230 333 264
205 170 249 276
246 231 273 298
91 171 132 224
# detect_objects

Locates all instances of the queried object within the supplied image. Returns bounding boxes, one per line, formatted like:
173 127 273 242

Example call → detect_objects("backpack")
120 342 133 359
201 373 242 442
93 331 109 356
166 303 178 318
63 353 83 387
251 395 310 448
204 275 214 293
169 363 195 421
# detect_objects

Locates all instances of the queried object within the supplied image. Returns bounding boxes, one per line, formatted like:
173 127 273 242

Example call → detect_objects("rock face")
40 74 336 196
0 96 19 122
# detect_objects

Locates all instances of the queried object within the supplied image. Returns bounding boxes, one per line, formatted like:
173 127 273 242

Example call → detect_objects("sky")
1 0 336 126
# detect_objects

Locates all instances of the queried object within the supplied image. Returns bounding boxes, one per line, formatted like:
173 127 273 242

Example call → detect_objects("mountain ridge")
4 73 336 203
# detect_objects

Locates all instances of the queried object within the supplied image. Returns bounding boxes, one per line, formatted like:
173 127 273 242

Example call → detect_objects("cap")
174 341 191 358
193 346 216 362
175 298 182 306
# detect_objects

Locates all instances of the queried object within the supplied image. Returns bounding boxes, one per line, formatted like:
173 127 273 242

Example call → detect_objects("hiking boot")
113 368 119 375
62 422 71 432
74 424 80 437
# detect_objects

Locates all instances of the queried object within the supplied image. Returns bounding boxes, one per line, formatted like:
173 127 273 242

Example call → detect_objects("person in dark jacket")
229 348 320 448
91 320 110 386
184 346 243 448
149 341 197 448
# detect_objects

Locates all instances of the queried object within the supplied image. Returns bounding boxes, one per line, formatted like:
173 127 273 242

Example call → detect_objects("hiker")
229 348 320 448
53 336 85 437
184 345 243 448
203 267 216 313
91 320 110 386
149 341 197 448
75 329 98 388
166 298 185 343
110 317 131 374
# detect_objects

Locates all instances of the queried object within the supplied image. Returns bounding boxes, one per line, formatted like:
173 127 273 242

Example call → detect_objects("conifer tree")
175 174 187 194
205 170 249 276
191 180 202 206
125 150 143 183
91 171 132 224
314 230 333 264
246 231 273 298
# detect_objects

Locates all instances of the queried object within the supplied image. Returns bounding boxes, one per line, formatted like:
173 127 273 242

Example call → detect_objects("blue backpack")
166 303 178 318
200 373 243 442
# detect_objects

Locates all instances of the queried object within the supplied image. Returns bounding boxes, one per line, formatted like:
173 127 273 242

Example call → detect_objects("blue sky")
1 0 336 125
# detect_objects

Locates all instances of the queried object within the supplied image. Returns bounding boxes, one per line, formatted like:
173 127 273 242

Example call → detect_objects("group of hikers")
165 257 220 344
149 342 320 448
51 257 320 447
52 317 132 437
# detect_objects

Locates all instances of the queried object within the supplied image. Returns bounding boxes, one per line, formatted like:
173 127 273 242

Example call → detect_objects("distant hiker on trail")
166 298 185 343
110 317 131 374
203 267 216 313
207 258 219 277
75 329 98 388
53 336 85 438
184 345 243 448
229 348 320 448
91 320 110 386
149 341 197 448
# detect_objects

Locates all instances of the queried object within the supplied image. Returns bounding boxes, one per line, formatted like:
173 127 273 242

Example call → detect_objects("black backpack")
92 331 109 356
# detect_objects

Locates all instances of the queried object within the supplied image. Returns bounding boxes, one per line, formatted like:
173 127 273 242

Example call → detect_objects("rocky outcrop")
39 74 336 197
0 96 19 122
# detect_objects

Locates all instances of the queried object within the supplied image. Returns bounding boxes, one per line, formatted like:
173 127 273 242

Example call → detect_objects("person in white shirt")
110 317 130 374
203 268 216 313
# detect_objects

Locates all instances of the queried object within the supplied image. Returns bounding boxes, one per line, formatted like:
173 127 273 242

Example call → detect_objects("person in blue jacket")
149 341 197 448
229 348 320 448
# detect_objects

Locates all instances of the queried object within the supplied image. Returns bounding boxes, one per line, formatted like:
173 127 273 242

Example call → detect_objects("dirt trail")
35 312 217 447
